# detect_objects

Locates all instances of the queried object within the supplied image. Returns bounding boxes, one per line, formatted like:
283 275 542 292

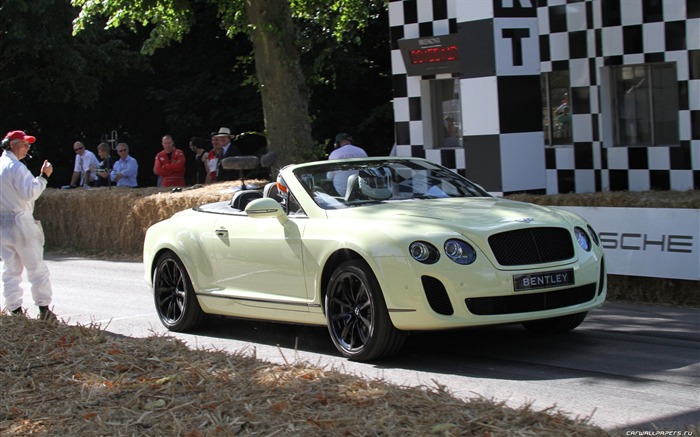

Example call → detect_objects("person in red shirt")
153 134 186 187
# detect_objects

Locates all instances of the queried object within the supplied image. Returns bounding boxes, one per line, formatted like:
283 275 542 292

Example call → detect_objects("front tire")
153 251 208 331
522 311 588 334
325 260 406 361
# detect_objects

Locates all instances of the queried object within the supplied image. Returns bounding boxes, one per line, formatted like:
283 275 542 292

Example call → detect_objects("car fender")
143 214 217 291
301 218 461 311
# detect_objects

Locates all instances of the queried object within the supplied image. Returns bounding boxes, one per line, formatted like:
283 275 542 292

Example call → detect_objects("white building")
389 0 699 194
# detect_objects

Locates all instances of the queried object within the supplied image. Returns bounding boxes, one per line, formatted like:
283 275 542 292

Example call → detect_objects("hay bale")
506 190 700 209
35 182 259 257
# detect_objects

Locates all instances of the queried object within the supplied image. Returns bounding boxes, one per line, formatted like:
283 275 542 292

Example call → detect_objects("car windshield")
293 159 491 210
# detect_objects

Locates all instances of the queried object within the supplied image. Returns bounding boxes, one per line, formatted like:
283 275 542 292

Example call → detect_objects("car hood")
329 197 575 233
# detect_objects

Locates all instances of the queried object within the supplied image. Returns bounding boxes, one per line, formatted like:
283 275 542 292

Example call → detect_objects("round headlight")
587 224 599 246
409 241 439 264
574 227 591 252
444 239 477 265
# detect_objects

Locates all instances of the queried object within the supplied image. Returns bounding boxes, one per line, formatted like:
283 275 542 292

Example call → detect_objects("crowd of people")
62 126 249 189
30 126 368 192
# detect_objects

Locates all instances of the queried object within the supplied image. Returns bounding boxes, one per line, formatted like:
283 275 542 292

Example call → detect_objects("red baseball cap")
4 131 36 144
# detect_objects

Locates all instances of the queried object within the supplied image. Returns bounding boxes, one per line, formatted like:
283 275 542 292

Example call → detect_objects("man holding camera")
0 130 56 320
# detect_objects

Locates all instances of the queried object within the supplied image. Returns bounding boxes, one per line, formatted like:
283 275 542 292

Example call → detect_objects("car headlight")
587 224 599 246
444 239 477 265
574 227 591 251
409 241 440 264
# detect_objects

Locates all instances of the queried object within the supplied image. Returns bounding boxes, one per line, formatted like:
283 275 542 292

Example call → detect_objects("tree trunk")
245 0 314 169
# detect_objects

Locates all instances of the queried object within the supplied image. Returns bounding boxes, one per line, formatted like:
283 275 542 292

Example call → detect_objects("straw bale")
506 190 700 209
35 181 264 258
0 315 616 436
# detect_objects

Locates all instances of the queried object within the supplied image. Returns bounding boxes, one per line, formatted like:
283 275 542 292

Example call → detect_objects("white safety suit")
0 150 52 312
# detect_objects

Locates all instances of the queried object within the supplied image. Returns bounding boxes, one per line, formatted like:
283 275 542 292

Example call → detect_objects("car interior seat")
230 190 263 210
345 174 361 202
263 182 284 204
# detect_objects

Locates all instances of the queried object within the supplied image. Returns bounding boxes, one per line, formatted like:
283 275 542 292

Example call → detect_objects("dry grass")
11 189 700 435
0 315 610 436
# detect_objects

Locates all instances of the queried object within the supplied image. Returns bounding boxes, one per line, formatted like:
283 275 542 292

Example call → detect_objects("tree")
297 1 392 155
0 0 152 182
72 0 379 168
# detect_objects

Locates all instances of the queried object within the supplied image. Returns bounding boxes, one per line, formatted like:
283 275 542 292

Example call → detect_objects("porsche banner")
559 207 699 281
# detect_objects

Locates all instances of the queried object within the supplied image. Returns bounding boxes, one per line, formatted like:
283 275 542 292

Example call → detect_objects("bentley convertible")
143 157 606 361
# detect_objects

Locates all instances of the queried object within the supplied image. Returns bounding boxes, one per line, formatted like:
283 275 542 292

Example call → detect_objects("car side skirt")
196 294 327 326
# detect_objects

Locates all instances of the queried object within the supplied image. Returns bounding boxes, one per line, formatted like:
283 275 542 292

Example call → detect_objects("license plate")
513 268 574 291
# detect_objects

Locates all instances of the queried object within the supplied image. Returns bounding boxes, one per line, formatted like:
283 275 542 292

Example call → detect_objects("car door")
209 210 309 311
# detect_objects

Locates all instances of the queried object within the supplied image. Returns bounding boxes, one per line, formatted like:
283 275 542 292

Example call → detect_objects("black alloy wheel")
153 251 207 331
325 260 405 361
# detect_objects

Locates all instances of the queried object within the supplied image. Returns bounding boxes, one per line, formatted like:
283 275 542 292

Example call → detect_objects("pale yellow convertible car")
144 157 606 361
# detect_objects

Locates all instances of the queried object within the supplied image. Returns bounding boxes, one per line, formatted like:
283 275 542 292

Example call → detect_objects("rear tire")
522 311 587 334
325 260 406 361
153 251 208 331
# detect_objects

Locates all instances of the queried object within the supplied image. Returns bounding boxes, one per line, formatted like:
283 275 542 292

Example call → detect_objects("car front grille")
488 227 574 266
465 283 596 316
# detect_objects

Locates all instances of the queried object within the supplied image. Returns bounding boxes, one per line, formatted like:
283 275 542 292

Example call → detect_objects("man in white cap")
212 127 241 181
0 130 56 320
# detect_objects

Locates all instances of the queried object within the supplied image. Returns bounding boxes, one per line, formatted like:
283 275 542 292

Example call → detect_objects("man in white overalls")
0 130 56 320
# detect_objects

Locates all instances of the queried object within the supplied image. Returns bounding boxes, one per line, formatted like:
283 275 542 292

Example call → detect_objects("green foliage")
2 0 141 108
298 0 393 154
73 0 197 54
3 0 393 185
291 0 383 41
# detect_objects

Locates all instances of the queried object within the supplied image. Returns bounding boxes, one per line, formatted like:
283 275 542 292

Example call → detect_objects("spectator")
188 137 209 185
555 106 572 138
212 127 241 181
70 141 99 187
94 142 114 187
0 130 56 320
327 133 367 195
204 132 221 184
153 134 186 187
443 116 460 147
110 143 139 187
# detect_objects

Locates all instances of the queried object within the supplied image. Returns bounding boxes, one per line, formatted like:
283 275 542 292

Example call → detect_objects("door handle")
215 228 228 237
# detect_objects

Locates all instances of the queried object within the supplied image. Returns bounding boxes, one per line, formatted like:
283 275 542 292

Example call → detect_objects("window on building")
607 63 678 147
541 71 571 146
427 79 462 148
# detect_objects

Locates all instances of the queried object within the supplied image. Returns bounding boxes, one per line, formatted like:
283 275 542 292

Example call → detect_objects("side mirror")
245 198 288 224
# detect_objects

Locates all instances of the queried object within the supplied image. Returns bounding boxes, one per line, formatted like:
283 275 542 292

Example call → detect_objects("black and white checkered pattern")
389 0 700 194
